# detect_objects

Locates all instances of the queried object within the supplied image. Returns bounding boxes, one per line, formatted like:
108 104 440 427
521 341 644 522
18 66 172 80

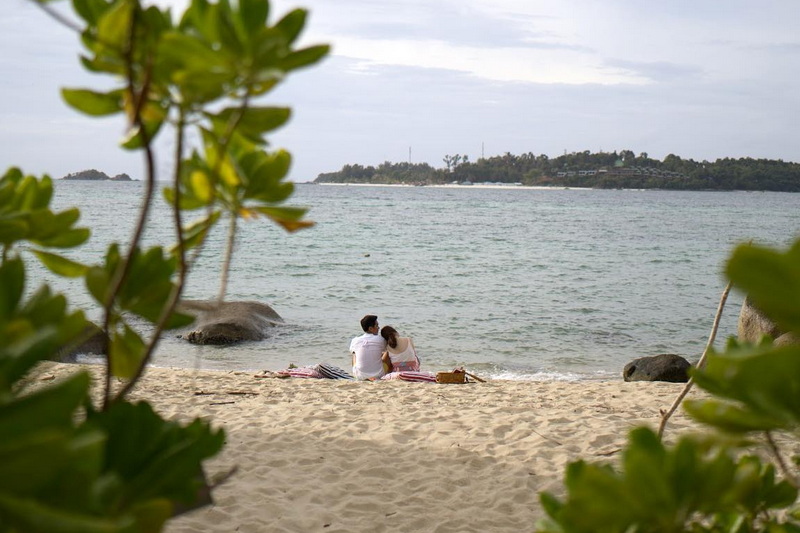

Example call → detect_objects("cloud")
3 0 799 183
329 35 646 85
603 59 704 83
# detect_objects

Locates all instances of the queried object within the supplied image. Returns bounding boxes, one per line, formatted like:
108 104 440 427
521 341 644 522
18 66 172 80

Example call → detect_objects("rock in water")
623 354 691 383
178 300 284 345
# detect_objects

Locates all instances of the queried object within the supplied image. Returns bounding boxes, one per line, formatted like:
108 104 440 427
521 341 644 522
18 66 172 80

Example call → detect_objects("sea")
41 181 800 381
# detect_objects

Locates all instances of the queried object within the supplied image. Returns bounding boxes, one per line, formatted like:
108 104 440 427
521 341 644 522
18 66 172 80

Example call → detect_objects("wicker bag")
436 370 466 384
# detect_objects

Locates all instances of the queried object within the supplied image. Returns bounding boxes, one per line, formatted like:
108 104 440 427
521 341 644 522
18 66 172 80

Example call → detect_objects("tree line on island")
62 169 133 181
313 149 800 192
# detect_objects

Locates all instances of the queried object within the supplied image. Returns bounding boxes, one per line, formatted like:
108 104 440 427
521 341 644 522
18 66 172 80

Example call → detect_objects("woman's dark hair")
380 326 398 349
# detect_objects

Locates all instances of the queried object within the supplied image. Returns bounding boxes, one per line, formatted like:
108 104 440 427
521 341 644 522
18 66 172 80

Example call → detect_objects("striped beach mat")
277 366 323 379
315 363 354 380
382 371 437 383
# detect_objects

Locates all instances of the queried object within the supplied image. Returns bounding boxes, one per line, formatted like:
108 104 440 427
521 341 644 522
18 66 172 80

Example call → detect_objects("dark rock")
52 323 108 362
178 300 284 345
623 354 691 383
110 173 132 181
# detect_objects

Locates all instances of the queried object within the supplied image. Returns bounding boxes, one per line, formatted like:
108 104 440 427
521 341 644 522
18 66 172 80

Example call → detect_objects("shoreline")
305 182 781 193
312 182 592 191
30 362 709 532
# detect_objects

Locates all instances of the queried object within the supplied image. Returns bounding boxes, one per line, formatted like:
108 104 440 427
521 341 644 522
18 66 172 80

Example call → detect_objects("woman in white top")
380 326 421 372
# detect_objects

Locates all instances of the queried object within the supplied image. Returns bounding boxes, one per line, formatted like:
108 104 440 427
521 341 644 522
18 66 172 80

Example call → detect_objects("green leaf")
169 211 221 255
691 345 800 427
0 493 129 533
539 491 564 519
61 88 123 116
189 170 213 203
12 175 37 211
53 207 81 228
85 266 111 307
109 324 146 379
31 175 54 209
86 401 225 505
129 499 172 532
209 106 291 144
0 325 61 391
32 250 89 278
213 0 244 55
0 256 25 320
684 399 788 433
72 0 111 25
37 228 91 248
96 0 134 50
279 44 329 71
0 372 90 439
237 0 269 37
252 205 313 232
0 217 29 244
120 114 166 150
0 430 74 495
162 186 207 211
241 149 293 202
171 70 230 104
274 8 306 43
158 32 225 74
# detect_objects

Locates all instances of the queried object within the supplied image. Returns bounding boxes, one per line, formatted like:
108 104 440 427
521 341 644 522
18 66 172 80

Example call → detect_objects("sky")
2 0 799 182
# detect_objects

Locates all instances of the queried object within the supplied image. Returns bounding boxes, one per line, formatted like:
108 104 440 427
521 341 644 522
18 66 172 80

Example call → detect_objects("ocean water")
42 181 800 380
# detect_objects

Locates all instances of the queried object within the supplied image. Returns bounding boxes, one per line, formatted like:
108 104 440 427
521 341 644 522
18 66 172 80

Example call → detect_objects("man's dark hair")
360 314 378 332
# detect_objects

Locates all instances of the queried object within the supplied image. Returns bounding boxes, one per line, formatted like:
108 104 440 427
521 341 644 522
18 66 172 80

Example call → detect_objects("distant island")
62 169 133 181
314 150 800 192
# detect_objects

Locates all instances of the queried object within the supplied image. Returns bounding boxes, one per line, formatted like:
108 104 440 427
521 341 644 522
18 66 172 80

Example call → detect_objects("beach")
27 362 715 532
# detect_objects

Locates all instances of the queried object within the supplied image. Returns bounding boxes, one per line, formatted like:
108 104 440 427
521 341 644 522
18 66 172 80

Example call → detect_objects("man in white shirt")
349 314 387 380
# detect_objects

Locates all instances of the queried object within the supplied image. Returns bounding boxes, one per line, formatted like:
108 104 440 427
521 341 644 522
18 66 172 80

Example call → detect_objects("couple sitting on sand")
349 314 425 380
271 314 436 382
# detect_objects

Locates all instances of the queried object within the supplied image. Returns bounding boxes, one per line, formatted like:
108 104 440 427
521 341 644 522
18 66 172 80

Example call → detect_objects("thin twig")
114 109 189 402
211 93 251 303
765 431 800 489
32 1 84 34
657 282 732 440
103 7 158 408
217 213 238 302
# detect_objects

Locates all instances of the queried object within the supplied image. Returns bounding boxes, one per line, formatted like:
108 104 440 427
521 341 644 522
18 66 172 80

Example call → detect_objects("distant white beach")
312 182 591 191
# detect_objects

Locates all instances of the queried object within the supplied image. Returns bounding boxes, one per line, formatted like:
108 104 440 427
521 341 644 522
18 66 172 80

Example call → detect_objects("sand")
29 363 708 532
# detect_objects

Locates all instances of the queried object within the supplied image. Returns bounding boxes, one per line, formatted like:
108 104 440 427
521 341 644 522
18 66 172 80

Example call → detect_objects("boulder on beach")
178 300 284 345
738 296 799 346
53 323 108 362
623 354 691 383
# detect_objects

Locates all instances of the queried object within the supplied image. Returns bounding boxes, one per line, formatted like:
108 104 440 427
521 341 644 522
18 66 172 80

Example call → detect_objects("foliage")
313 150 800 191
1 0 327 531
538 428 797 533
538 238 800 533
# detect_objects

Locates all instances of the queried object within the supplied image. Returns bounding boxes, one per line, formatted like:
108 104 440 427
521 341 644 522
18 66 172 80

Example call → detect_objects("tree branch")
765 431 800 489
103 7 157 408
114 108 189 402
657 282 732 440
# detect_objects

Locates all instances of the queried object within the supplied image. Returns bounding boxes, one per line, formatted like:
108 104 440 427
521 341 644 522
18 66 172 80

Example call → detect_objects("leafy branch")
539 240 800 532
0 0 328 530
